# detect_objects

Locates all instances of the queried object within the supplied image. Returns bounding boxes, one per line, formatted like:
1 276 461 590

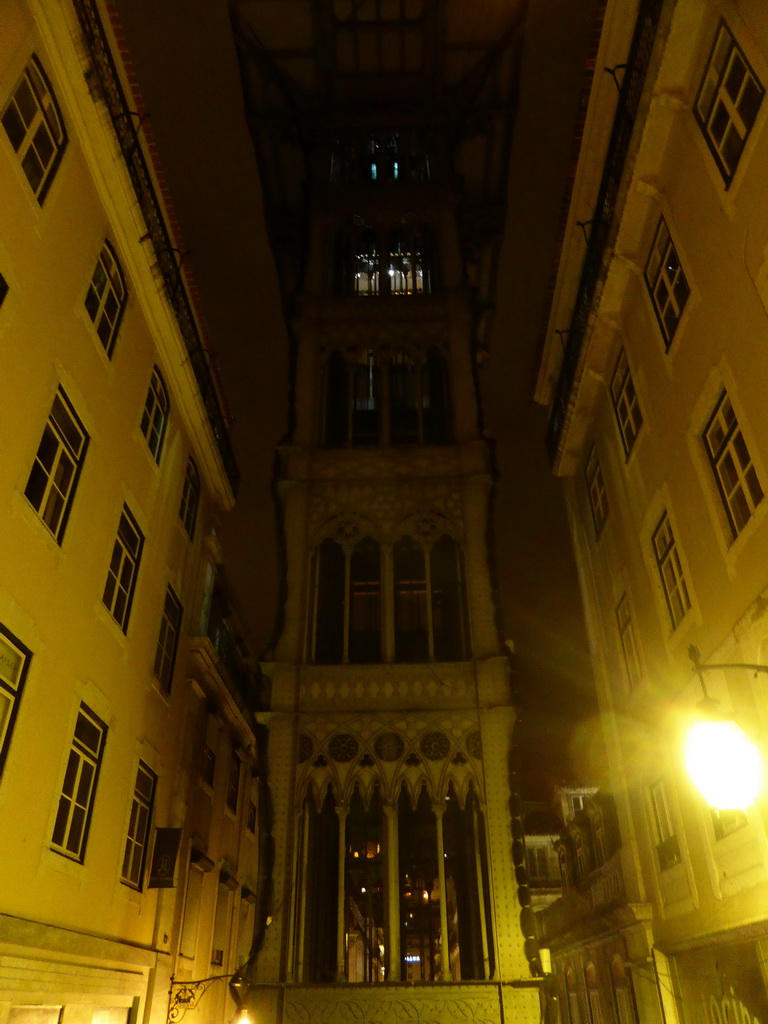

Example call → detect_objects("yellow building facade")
1 2 261 1022
537 0 768 1021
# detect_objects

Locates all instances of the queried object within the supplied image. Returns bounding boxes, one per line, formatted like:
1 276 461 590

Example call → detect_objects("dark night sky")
113 0 604 799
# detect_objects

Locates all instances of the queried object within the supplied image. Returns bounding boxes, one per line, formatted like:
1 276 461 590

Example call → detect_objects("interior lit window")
346 786 386 982
644 218 689 347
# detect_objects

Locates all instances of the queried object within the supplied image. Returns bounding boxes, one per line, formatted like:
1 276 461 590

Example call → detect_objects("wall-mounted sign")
148 827 182 888
675 938 768 1024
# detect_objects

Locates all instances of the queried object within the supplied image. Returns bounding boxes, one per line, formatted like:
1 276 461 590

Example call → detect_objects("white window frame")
644 218 689 347
615 592 643 690
0 624 31 776
85 240 127 356
179 861 206 960
226 748 241 813
154 585 183 693
585 443 608 535
649 777 681 871
140 366 170 462
610 350 643 456
179 457 201 539
24 388 88 543
51 703 106 862
695 21 764 186
1 55 66 202
652 512 691 629
711 807 747 841
102 504 144 631
121 760 156 889
211 874 235 967
585 963 604 1024
704 391 763 539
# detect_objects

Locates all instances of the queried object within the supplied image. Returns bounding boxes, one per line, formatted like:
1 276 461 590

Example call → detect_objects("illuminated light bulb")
685 718 763 809
233 1011 251 1024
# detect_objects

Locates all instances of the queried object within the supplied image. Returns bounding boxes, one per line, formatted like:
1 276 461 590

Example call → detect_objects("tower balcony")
248 980 535 1024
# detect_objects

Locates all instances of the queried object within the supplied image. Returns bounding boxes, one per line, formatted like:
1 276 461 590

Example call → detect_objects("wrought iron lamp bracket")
167 974 235 1023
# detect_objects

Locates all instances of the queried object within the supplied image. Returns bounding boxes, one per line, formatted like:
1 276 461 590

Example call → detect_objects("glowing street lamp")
685 645 767 810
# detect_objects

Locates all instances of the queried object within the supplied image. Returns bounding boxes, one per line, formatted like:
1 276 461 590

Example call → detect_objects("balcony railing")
537 850 626 942
72 0 240 494
190 616 258 724
545 0 665 462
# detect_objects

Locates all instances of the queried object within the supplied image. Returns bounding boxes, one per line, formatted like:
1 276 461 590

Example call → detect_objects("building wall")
538 1 768 1022
0 3 259 1023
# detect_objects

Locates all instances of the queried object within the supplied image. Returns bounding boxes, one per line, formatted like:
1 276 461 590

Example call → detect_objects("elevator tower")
234 4 537 1021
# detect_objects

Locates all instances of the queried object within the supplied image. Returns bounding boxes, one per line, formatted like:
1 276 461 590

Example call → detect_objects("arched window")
430 535 467 660
311 539 346 663
585 962 604 1024
310 536 382 664
297 773 492 984
310 528 467 664
345 786 386 982
611 956 638 1024
349 537 382 662
390 347 450 444
399 784 440 981
393 534 467 662
300 788 339 982
387 227 431 295
566 966 581 1024
393 536 429 662
354 230 379 295
324 347 450 447
443 783 493 980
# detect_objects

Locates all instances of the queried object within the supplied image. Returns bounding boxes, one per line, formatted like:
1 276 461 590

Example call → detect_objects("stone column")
384 803 400 979
433 802 450 981
335 803 349 980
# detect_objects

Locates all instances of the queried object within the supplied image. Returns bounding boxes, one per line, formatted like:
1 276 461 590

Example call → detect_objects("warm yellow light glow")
233 1011 251 1024
685 719 763 809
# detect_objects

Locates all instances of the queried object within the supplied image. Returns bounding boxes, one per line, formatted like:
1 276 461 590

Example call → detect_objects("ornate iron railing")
545 0 666 463
72 0 240 494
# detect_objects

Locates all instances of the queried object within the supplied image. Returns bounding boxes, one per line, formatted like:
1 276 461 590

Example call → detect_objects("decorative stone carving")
328 733 359 762
308 480 465 543
283 984 502 1024
300 662 471 710
420 730 450 760
295 711 490 807
335 517 361 541
467 730 483 759
316 318 449 356
298 734 314 763
374 731 404 761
